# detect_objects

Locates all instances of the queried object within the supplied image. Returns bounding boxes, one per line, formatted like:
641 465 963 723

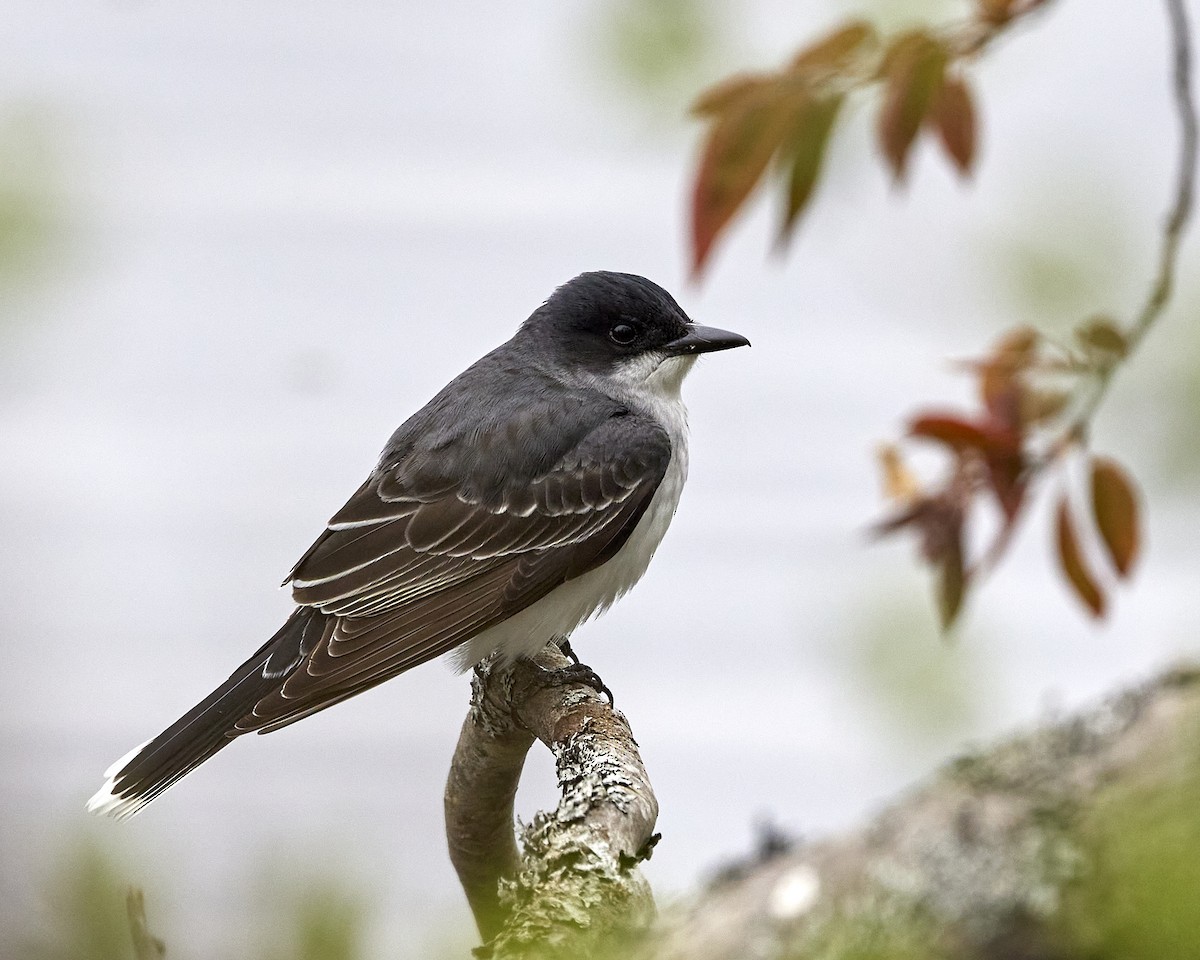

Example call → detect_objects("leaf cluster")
688 0 1050 275
876 322 1142 627
686 0 1193 630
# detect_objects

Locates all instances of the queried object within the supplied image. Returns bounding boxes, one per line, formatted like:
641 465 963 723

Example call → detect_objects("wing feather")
241 411 671 731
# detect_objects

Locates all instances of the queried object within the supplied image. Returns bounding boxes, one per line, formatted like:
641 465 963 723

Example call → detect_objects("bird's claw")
540 660 614 705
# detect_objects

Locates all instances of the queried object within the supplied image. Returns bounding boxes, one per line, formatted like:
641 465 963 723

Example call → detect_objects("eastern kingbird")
88 271 748 819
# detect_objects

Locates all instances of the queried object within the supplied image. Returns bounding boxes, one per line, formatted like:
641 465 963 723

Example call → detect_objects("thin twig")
1062 0 1196 435
1130 0 1197 347
952 0 1055 59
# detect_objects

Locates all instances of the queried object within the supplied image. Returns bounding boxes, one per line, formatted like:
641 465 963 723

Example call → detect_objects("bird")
88 270 749 819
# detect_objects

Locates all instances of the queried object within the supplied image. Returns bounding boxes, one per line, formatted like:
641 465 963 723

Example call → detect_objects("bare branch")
445 642 660 958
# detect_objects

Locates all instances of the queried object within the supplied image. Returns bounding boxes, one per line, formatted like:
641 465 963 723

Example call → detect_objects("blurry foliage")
16 840 135 960
686 0 1193 630
781 906 953 960
0 107 65 307
980 184 1137 325
8 838 380 960
261 884 366 960
977 181 1200 493
845 0 964 33
876 325 1144 625
839 591 986 739
248 852 373 960
685 1 1054 274
584 0 732 108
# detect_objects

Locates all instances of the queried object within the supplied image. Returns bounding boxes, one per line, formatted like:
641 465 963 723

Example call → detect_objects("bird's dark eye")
609 323 636 345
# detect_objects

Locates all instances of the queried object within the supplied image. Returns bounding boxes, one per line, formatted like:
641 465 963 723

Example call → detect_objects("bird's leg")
545 637 613 704
556 637 580 665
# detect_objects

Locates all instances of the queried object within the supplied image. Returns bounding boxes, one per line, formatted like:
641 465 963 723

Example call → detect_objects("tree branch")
444 642 660 958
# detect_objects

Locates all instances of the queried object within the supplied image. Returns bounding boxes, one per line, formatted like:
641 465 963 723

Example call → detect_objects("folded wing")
239 408 673 731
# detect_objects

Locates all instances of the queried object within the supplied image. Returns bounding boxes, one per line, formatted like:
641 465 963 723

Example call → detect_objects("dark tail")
88 607 326 819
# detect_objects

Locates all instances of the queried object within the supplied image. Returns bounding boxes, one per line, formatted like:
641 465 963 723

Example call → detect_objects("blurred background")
2 0 1198 957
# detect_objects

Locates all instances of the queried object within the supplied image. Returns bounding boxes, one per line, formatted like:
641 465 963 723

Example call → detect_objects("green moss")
263 885 366 960
0 108 65 300
8 840 142 960
589 0 726 101
1053 718 1200 958
835 593 991 744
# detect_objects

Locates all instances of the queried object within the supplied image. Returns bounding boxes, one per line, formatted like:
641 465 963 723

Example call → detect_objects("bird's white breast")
458 354 694 669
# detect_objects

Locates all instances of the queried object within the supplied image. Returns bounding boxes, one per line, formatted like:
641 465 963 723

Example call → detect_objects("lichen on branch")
444 643 660 959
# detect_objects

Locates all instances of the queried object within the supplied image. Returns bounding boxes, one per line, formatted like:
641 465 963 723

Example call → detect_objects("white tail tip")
87 739 151 820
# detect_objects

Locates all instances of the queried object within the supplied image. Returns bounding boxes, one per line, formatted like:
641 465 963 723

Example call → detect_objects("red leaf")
1056 497 1106 618
984 445 1026 520
872 492 960 561
779 94 844 239
691 83 809 275
911 413 1026 519
909 414 992 450
980 376 1023 431
1091 457 1141 577
877 32 948 181
872 489 969 629
930 74 977 176
977 327 1039 427
790 20 876 74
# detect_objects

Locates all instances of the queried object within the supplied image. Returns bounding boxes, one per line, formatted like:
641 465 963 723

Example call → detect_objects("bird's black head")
517 271 749 373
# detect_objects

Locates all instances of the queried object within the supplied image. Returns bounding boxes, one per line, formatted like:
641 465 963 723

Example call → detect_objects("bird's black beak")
663 324 751 356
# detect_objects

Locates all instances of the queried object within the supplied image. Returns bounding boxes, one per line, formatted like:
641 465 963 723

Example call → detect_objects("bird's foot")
541 655 613 705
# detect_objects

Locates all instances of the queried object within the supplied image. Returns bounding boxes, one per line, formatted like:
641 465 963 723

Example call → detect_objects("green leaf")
1076 315 1129 360
938 526 968 631
909 413 993 450
877 31 948 181
779 94 844 239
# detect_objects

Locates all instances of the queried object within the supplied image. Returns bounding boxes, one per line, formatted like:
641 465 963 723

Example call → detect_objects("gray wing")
240 407 672 731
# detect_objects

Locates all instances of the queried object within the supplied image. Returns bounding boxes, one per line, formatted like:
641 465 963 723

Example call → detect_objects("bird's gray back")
376 341 625 508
